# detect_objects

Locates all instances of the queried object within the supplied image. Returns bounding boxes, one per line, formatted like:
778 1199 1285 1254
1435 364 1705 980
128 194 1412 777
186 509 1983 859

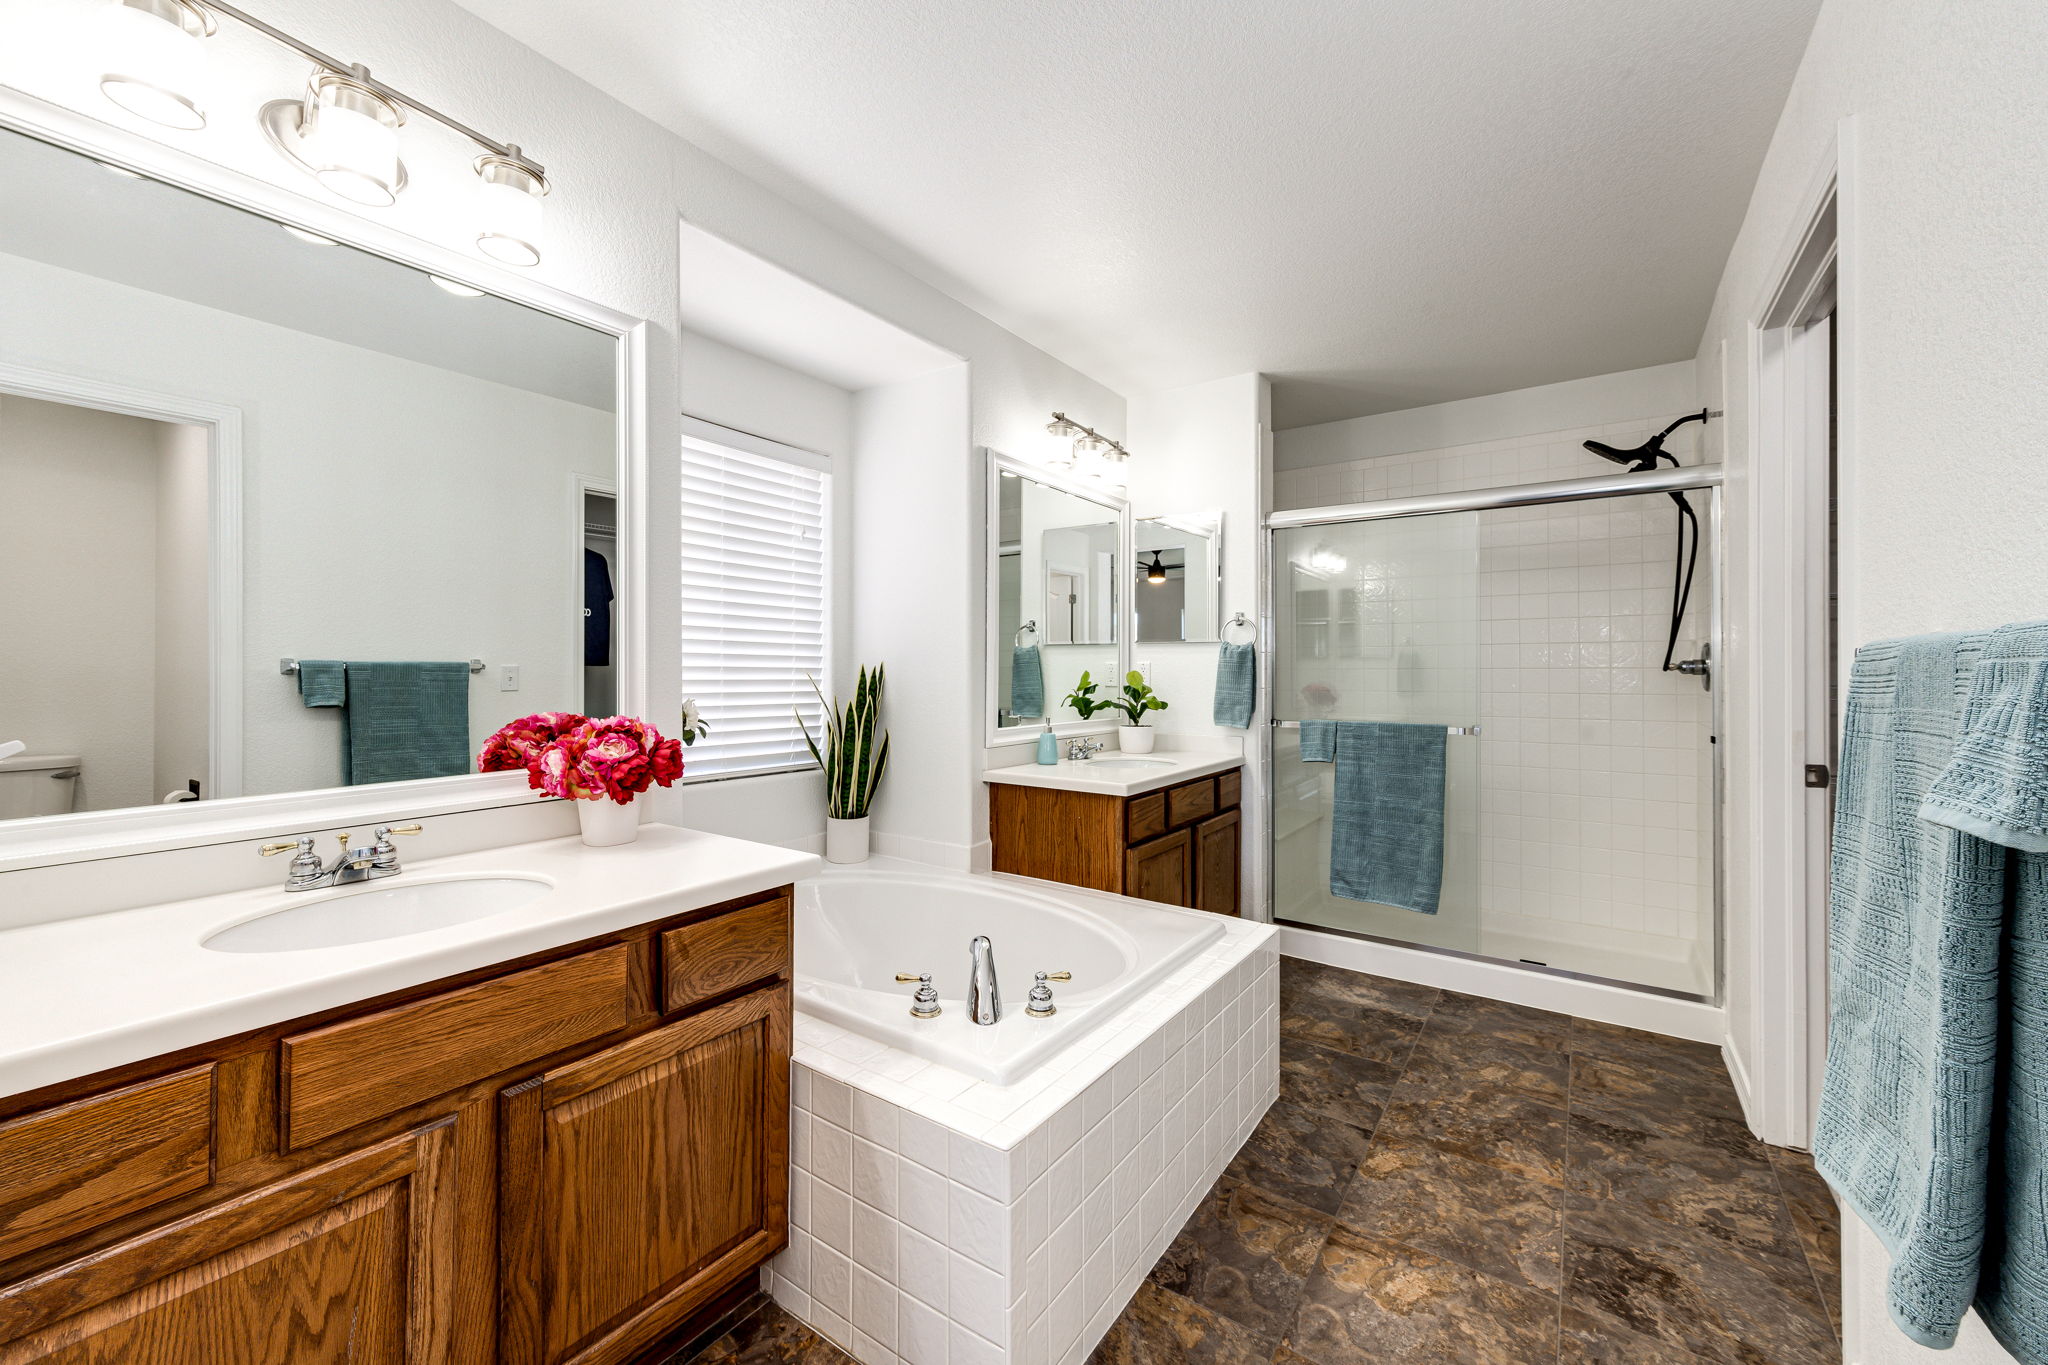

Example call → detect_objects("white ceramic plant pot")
1120 725 1157 754
577 797 640 848
826 816 871 864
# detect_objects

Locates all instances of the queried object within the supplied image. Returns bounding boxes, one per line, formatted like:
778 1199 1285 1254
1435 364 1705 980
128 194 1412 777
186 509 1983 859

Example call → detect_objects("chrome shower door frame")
1262 464 1727 1005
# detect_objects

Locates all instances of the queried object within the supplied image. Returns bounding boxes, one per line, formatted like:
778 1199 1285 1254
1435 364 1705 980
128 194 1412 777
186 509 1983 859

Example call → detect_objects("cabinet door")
0 1122 458 1364
499 984 790 1365
1124 828 1192 907
1193 809 1242 916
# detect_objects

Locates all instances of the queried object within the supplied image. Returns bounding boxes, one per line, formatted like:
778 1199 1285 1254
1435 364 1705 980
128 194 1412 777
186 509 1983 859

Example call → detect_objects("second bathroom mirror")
987 452 1129 737
1134 513 1223 642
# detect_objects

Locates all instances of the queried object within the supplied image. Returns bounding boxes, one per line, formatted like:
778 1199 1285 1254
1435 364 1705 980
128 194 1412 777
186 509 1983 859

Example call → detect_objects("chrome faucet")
1066 737 1106 761
967 936 1001 1025
259 824 421 892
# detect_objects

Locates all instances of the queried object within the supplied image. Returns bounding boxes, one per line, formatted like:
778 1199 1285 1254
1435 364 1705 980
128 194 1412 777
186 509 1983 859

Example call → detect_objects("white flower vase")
826 816 871 864
578 797 640 848
1120 725 1157 754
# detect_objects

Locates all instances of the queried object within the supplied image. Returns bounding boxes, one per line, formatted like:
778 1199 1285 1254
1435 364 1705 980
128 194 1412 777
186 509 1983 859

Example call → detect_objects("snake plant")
799 664 891 819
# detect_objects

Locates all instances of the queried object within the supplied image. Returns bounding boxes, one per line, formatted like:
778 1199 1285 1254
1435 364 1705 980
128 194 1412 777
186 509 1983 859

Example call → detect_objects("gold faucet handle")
383 824 422 837
1040 971 1072 982
259 839 305 857
894 973 931 983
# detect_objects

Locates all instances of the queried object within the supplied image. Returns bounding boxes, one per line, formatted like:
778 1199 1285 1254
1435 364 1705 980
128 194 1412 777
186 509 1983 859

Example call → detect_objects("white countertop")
0 824 817 1101
982 748 1242 797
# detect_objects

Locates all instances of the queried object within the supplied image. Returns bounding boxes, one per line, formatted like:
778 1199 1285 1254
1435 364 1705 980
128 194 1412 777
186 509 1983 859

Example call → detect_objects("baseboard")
1722 1036 1759 1132
1278 924 1725 1044
871 828 977 870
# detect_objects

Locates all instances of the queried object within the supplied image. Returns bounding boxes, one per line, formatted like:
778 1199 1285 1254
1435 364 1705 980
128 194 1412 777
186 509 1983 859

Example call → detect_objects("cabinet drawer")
281 945 632 1149
0 1064 215 1263
1217 769 1241 810
662 897 791 1012
1166 777 1217 828
1126 791 1168 844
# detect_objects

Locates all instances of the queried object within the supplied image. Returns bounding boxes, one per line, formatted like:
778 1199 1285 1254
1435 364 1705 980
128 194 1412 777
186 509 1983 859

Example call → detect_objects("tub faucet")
968 936 1001 1025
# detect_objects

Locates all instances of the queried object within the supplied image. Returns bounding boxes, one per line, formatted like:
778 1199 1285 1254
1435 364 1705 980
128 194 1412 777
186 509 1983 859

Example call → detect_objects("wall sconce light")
1045 412 1132 488
98 0 215 131
261 67 406 207
90 0 552 264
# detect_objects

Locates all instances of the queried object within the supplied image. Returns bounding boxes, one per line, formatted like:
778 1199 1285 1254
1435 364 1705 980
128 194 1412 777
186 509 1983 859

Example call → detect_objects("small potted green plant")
1110 670 1169 752
797 664 890 863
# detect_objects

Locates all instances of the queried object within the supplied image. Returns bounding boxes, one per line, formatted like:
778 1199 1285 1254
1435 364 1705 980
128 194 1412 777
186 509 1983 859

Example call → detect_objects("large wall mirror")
987 451 1130 738
1134 513 1224 642
0 123 626 828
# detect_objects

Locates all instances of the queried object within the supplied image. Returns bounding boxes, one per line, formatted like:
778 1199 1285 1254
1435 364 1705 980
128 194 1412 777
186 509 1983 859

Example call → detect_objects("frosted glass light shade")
308 94 401 206
99 0 211 131
475 155 547 266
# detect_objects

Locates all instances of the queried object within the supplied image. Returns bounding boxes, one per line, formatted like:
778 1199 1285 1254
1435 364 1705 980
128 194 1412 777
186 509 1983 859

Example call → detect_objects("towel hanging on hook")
1014 620 1039 647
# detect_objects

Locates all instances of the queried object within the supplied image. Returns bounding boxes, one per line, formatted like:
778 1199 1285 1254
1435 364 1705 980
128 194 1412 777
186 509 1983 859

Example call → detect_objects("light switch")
499 664 521 692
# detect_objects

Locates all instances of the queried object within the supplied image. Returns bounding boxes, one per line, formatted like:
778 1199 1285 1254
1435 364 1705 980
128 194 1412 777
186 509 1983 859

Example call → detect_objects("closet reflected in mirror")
1134 513 1223 642
0 125 621 821
990 460 1126 733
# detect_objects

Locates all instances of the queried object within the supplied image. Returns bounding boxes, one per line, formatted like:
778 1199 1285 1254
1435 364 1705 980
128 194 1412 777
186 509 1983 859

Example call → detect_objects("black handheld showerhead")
1580 408 1716 676
1580 408 1712 471
1583 438 1643 467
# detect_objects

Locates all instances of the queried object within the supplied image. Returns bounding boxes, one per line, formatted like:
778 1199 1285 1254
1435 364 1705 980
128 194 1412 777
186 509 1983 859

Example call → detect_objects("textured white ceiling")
455 0 1820 428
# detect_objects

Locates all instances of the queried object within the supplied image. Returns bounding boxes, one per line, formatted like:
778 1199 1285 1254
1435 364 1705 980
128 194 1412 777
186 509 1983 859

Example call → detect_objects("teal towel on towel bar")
1213 643 1256 728
336 662 473 786
294 660 346 708
1010 645 1045 719
1299 720 1445 914
1815 622 2048 1363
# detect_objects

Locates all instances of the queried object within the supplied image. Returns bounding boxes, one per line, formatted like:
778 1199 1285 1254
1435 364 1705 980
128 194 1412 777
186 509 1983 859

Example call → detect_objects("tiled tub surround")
1272 415 1714 996
767 902 1279 1365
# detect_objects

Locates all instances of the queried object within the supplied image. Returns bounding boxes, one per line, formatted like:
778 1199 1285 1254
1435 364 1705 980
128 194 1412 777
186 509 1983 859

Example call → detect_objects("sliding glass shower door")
1271 481 1719 999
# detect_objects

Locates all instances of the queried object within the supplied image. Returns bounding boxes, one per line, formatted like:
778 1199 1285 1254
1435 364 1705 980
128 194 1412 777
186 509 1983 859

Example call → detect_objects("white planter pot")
825 816 871 864
577 797 640 847
1120 725 1157 754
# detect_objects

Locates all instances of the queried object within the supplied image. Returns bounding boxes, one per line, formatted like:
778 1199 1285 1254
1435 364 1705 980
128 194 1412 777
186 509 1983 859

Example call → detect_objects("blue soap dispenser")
1036 718 1059 764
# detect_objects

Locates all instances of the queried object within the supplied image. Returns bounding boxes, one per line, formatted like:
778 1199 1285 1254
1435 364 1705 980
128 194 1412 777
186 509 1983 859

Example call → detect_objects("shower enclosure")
1267 464 1721 1000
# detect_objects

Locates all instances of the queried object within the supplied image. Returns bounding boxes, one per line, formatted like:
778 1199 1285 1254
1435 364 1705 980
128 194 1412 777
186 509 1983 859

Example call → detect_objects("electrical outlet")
1135 659 1154 682
498 664 521 692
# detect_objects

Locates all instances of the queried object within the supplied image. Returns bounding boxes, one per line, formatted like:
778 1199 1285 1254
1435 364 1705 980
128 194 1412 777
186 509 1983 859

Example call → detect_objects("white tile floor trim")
766 921 1280 1365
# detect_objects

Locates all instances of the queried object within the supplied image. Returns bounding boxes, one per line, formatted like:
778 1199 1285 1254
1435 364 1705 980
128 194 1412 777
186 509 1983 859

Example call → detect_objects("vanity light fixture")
1044 412 1132 486
98 0 216 131
92 0 552 262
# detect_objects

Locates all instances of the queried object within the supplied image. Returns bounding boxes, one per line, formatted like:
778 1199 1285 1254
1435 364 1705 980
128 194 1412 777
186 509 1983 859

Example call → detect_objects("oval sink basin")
1079 758 1176 771
203 876 553 953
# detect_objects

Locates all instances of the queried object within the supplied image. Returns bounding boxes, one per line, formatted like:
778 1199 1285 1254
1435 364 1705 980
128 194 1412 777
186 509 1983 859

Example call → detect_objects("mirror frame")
1133 510 1226 643
0 91 649 874
983 447 1132 747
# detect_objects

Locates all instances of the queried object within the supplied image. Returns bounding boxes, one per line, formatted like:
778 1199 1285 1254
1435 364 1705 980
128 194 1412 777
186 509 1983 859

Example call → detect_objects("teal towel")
1011 645 1045 720
1299 720 1445 914
294 660 346 708
1816 623 2048 1362
336 662 473 786
1213 643 1256 728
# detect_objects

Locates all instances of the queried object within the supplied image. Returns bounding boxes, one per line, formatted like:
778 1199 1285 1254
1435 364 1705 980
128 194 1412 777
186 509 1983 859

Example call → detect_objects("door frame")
1739 120 1853 1148
0 361 245 800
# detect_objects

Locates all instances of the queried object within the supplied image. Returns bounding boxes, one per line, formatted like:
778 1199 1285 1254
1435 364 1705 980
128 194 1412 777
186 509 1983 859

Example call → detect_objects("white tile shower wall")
1277 420 1712 990
769 928 1280 1365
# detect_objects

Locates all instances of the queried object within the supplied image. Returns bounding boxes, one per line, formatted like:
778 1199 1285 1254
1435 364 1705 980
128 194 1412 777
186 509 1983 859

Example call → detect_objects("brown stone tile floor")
669 957 1843 1365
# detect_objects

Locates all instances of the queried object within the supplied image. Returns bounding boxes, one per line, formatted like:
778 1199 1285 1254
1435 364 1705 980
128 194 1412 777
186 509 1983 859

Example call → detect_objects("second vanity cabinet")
991 769 1241 913
0 886 792 1365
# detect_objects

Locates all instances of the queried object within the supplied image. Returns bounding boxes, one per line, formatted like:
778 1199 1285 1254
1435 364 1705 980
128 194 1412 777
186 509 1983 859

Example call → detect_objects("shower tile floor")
676 956 1842 1365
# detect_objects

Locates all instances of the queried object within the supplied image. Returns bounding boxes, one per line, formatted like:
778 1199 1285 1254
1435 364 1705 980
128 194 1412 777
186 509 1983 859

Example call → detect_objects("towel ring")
1014 620 1039 647
1222 613 1256 646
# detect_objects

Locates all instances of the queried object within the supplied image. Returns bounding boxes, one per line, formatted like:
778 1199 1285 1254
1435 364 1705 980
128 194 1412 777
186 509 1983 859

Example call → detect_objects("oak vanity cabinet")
0 886 793 1365
991 768 1242 914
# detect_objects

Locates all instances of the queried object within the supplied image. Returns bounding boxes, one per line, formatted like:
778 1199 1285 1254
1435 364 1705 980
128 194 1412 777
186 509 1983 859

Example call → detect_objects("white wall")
0 394 163 813
1277 361 1698 473
1696 2 2048 1360
0 250 613 798
1 0 1126 858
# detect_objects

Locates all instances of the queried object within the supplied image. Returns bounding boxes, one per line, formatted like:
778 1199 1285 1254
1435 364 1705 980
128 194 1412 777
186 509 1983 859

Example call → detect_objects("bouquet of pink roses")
480 711 687 806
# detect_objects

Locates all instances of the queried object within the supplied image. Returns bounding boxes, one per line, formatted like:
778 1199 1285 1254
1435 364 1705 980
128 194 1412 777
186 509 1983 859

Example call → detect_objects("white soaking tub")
793 864 1225 1084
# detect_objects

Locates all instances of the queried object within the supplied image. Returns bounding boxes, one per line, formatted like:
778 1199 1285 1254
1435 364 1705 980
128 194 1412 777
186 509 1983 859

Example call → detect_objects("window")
679 429 830 780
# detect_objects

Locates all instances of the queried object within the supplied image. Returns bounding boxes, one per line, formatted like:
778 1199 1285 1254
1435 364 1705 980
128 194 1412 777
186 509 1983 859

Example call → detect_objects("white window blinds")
679 433 830 780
